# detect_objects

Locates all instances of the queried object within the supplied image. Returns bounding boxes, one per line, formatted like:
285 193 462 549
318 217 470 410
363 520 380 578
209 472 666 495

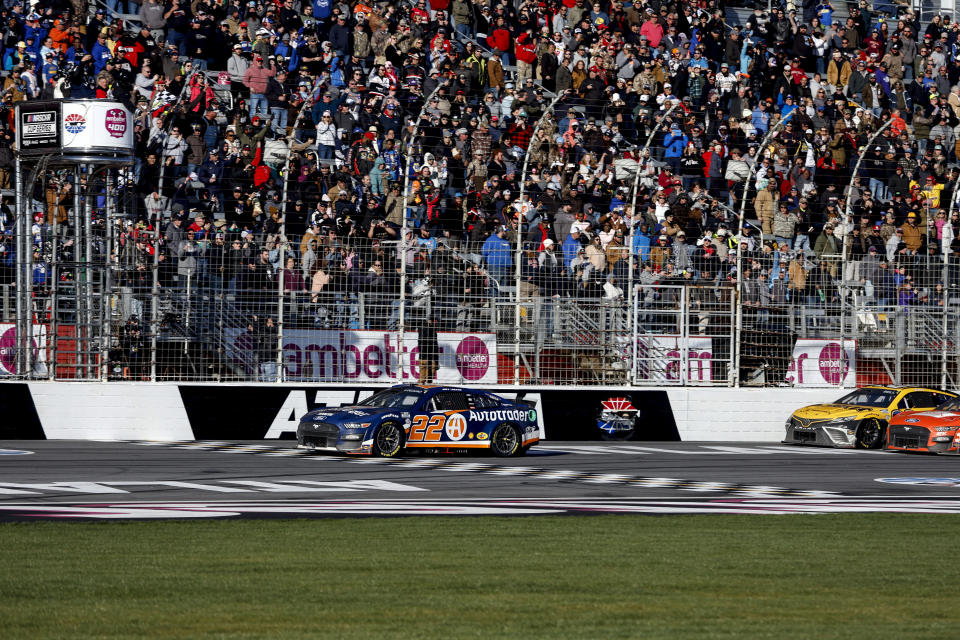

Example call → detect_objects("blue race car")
296 384 540 457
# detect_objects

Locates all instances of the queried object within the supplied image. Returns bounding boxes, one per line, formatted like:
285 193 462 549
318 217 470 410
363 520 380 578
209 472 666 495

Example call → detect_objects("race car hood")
793 404 877 420
891 410 960 427
302 406 398 424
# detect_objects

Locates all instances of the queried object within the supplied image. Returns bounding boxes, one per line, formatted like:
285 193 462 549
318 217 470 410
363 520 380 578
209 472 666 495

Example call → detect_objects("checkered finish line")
121 441 841 498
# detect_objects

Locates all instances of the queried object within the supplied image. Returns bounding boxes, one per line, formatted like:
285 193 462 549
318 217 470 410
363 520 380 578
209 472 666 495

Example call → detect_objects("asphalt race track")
1 440 959 520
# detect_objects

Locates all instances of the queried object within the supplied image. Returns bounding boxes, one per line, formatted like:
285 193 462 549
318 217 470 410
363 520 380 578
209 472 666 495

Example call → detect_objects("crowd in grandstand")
3 0 960 336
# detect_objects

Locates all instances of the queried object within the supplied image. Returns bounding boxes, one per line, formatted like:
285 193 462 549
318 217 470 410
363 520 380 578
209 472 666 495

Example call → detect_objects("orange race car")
887 396 960 454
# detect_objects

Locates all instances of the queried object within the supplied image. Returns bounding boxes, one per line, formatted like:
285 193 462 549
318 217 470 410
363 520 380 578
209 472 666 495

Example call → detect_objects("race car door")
406 391 474 446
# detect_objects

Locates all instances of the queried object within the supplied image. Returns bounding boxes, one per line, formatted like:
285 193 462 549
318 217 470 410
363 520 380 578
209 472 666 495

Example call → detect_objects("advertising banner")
16 101 134 155
225 329 498 384
784 339 856 388
0 324 49 377
60 101 134 152
634 336 714 383
16 102 61 153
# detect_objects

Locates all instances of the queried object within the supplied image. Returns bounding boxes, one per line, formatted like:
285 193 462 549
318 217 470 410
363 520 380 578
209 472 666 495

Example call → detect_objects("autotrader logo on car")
468 409 530 422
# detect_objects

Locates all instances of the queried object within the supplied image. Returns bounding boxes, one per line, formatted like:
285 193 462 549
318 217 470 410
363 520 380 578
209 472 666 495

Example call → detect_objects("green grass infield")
1 514 956 639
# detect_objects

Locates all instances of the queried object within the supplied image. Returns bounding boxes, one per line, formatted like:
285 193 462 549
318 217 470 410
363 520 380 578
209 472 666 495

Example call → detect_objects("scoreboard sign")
16 102 62 153
15 100 134 157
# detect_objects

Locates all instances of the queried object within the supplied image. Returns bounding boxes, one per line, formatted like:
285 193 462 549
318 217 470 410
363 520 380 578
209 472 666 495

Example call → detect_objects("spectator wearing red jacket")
428 0 450 15
486 16 512 66
508 114 532 150
515 31 537 84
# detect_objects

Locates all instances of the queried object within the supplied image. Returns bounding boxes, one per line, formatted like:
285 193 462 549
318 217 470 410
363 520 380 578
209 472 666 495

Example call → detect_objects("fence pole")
941 171 960 389
841 116 895 296
628 101 678 382
280 78 323 239
734 111 794 386
515 92 564 385
149 197 160 382
399 83 443 380
275 267 284 384
156 60 202 216
13 155 25 376
101 170 114 381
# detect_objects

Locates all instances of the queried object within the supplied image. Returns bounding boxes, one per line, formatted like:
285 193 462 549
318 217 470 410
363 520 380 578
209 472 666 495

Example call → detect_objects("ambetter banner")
227 329 498 384
785 339 856 388
634 336 714 383
0 324 48 377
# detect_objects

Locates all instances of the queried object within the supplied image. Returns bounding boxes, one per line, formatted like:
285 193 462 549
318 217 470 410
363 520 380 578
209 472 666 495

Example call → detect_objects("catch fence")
5 223 960 388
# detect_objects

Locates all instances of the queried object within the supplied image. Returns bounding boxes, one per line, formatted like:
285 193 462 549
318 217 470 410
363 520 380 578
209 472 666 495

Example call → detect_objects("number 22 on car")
406 413 470 443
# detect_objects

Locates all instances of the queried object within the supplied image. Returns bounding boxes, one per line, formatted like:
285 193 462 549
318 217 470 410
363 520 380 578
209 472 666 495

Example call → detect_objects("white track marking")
4 498 960 519
582 474 633 484
680 481 735 492
597 446 729 455
535 445 626 455
701 446 778 455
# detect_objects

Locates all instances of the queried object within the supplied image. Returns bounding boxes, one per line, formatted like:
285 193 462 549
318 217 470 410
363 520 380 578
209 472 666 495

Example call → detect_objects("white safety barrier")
1 382 845 442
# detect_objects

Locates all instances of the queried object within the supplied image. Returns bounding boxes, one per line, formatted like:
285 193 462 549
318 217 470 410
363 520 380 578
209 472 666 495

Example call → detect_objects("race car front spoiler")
783 425 856 448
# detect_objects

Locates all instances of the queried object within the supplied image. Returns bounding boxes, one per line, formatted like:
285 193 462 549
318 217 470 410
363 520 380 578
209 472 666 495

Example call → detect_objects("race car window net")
470 394 501 410
938 398 960 411
834 389 898 408
899 392 937 410
429 392 470 412
360 388 424 409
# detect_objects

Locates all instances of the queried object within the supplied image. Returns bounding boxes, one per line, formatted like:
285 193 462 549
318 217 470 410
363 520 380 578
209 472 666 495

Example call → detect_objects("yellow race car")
784 386 957 449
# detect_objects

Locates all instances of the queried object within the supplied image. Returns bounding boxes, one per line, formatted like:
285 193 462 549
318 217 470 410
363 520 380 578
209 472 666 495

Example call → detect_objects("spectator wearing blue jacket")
751 101 770 135
633 223 652 262
2 42 27 72
64 42 89 66
562 228 583 273
779 94 798 119
92 31 113 75
20 36 41 69
24 15 47 48
663 123 688 175
41 52 58 88
313 0 333 20
481 226 512 292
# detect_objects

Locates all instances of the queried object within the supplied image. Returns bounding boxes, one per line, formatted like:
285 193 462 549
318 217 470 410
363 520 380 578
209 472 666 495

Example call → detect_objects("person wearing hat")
872 253 899 306
481 223 513 297
649 233 673 272
227 41 250 91
90 27 114 75
827 50 852 93
663 122 688 175
242 50 276 118
860 240 882 295
901 212 925 252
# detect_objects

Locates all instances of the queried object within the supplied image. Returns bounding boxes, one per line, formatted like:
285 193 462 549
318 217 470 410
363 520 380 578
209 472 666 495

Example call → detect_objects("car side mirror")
891 409 901 416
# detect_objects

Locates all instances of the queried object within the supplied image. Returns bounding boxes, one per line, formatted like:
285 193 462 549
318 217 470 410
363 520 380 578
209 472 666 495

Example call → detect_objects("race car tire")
490 423 522 457
372 422 405 457
856 418 885 449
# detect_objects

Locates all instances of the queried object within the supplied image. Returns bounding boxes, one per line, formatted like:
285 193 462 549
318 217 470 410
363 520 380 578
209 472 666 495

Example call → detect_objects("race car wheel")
856 418 885 449
490 423 521 457
373 422 405 457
